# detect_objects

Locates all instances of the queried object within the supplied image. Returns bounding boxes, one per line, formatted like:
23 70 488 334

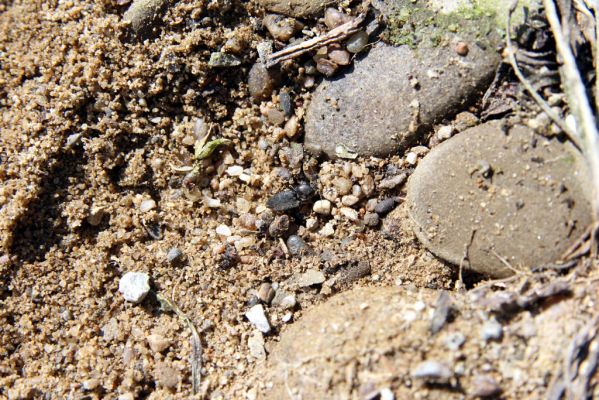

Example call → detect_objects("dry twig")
265 14 366 67
157 293 203 395
542 0 599 255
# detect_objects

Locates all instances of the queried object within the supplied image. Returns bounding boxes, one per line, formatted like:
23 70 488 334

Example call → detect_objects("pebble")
411 361 452 383
245 304 271 333
248 331 266 360
279 91 293 116
258 283 276 304
216 224 232 237
256 0 336 17
405 152 418 165
313 199 332 215
166 248 183 264
333 177 352 195
87 206 106 226
268 215 290 238
407 121 591 278
378 173 407 190
379 388 395 400
286 235 308 255
208 52 241 67
118 272 150 304
363 212 380 227
374 198 396 216
339 207 359 221
470 375 502 398
267 190 299 211
263 14 301 41
455 41 469 56
298 269 326 287
480 318 503 341
226 165 244 176
319 222 335 237
443 332 466 351
437 124 454 140
248 62 281 102
284 116 299 138
345 31 368 53
147 334 171 353
324 7 351 28
316 58 337 77
272 290 297 309
304 37 500 158
328 49 351 66
139 199 156 213
122 0 169 38
341 195 360 207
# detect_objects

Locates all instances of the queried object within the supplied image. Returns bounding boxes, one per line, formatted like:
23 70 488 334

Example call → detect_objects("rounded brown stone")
406 121 591 278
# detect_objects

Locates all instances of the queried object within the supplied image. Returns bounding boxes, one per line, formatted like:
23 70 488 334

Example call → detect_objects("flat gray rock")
255 0 337 18
304 7 500 158
407 121 591 278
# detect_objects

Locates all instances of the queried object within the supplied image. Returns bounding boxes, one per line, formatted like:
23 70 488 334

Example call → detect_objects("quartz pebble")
470 375 502 398
339 207 359 221
139 199 156 213
480 319 503 341
328 49 350 65
313 199 332 215
246 304 271 333
405 152 418 165
216 224 232 237
411 361 452 383
378 173 407 190
119 272 151 304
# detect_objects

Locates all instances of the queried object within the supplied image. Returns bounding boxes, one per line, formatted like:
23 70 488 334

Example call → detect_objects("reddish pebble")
455 42 469 56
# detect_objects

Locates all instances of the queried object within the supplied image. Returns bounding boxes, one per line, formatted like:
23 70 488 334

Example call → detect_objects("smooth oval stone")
123 0 169 39
304 28 500 158
242 284 591 399
256 0 337 18
407 121 591 278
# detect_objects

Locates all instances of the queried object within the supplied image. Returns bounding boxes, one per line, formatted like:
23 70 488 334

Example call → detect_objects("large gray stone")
407 121 591 278
304 4 501 158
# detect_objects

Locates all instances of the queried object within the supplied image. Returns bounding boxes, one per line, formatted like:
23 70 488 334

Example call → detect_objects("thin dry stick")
506 0 581 147
265 13 365 67
543 0 599 253
157 293 203 395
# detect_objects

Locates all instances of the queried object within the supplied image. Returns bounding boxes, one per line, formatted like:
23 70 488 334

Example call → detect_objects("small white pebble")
437 125 454 140
139 199 156 213
227 165 244 176
319 222 335 237
339 207 359 221
245 304 271 333
216 224 232 237
379 388 395 400
204 197 221 208
406 152 418 165
282 312 293 323
341 195 360 207
313 199 332 215
119 272 150 304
